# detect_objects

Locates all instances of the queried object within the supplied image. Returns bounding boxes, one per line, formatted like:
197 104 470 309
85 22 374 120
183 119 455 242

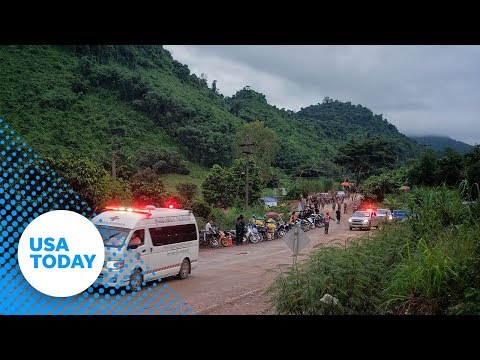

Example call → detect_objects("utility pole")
239 142 257 207
112 150 117 181
245 158 250 207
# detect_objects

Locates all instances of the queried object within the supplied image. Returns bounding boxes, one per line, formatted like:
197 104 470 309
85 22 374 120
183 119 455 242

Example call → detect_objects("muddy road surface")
179 213 368 315
80 201 371 315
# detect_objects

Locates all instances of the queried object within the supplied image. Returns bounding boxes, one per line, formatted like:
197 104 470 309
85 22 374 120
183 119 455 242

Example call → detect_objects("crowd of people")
295 192 359 220
204 189 362 247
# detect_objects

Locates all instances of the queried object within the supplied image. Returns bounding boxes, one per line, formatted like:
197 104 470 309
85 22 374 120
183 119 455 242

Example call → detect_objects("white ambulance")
91 205 199 291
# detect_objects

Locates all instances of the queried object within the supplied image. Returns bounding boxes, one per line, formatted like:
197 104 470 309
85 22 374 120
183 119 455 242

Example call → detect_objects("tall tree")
438 147 464 186
233 120 279 185
130 168 166 206
202 165 235 207
334 138 396 188
408 149 439 186
464 145 480 185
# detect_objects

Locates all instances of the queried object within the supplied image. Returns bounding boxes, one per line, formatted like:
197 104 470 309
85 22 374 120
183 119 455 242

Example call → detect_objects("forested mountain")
297 98 420 163
0 45 422 185
411 135 473 156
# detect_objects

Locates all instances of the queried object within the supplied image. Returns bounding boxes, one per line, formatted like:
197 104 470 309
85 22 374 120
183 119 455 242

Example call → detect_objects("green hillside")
297 98 421 163
411 135 473 156
225 88 341 177
0 45 422 190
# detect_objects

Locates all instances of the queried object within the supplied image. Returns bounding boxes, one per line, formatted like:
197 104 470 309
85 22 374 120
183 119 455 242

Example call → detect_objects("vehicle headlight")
363 219 369 223
105 260 124 269
348 218 352 223
388 216 393 220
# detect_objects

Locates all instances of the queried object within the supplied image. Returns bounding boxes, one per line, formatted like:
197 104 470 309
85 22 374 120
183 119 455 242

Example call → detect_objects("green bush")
190 199 212 220
267 186 480 315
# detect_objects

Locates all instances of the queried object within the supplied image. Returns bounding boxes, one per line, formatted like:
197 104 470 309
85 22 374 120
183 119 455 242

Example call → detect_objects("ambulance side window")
149 227 166 246
149 224 197 246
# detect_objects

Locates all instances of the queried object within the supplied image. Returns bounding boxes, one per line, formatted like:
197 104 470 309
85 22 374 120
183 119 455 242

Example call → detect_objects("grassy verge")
266 185 480 314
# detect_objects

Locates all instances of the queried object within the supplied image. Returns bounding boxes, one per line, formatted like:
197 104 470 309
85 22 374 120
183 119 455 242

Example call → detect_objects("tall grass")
267 185 480 314
266 224 408 314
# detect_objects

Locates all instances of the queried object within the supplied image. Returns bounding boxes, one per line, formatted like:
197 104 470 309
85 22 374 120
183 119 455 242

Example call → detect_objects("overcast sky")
164 45 480 146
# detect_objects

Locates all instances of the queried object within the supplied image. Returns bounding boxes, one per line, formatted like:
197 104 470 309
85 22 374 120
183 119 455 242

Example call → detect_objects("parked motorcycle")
313 213 325 228
218 229 228 247
229 229 248 245
198 229 221 248
296 219 311 232
244 225 261 244
305 215 316 230
264 220 277 241
275 221 287 238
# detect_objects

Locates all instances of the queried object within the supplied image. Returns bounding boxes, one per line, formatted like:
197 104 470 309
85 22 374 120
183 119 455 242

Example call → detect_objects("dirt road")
168 205 368 315
77 200 369 315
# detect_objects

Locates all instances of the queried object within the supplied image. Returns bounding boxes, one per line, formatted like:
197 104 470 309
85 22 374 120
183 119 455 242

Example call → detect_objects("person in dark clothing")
336 208 341 224
235 215 246 245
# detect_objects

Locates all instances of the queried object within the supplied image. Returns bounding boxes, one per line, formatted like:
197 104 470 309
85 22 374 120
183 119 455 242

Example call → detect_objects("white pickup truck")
348 210 379 230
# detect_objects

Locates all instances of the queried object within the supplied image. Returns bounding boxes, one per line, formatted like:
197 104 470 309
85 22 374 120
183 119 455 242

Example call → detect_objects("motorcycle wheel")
209 237 219 248
249 234 260 244
220 237 229 247
278 230 286 237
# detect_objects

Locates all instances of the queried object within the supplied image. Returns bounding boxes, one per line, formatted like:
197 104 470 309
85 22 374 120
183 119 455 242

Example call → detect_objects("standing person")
289 211 296 224
343 202 347 214
205 219 215 243
324 212 335 234
236 215 246 245
332 201 336 212
336 208 341 224
299 195 306 218
296 202 302 219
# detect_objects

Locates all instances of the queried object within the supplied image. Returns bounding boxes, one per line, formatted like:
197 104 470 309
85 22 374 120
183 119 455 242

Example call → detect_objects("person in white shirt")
206 219 214 235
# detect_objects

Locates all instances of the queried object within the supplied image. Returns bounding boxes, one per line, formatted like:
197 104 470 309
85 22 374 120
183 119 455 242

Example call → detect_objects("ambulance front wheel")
129 268 143 292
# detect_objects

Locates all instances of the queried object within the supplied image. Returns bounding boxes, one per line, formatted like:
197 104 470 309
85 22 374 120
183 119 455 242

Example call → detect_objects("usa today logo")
17 210 105 297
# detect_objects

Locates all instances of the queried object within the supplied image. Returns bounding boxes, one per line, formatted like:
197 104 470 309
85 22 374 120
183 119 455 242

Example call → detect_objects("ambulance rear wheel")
178 259 190 279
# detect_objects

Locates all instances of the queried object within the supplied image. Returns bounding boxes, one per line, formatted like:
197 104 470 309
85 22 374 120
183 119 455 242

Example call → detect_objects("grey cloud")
165 45 480 146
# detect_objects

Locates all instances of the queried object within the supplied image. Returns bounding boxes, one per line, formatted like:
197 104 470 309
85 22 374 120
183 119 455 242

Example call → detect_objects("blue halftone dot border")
0 118 192 315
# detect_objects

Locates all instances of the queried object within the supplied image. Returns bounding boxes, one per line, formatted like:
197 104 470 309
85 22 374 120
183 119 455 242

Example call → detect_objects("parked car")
392 209 418 222
348 210 379 230
376 208 393 223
